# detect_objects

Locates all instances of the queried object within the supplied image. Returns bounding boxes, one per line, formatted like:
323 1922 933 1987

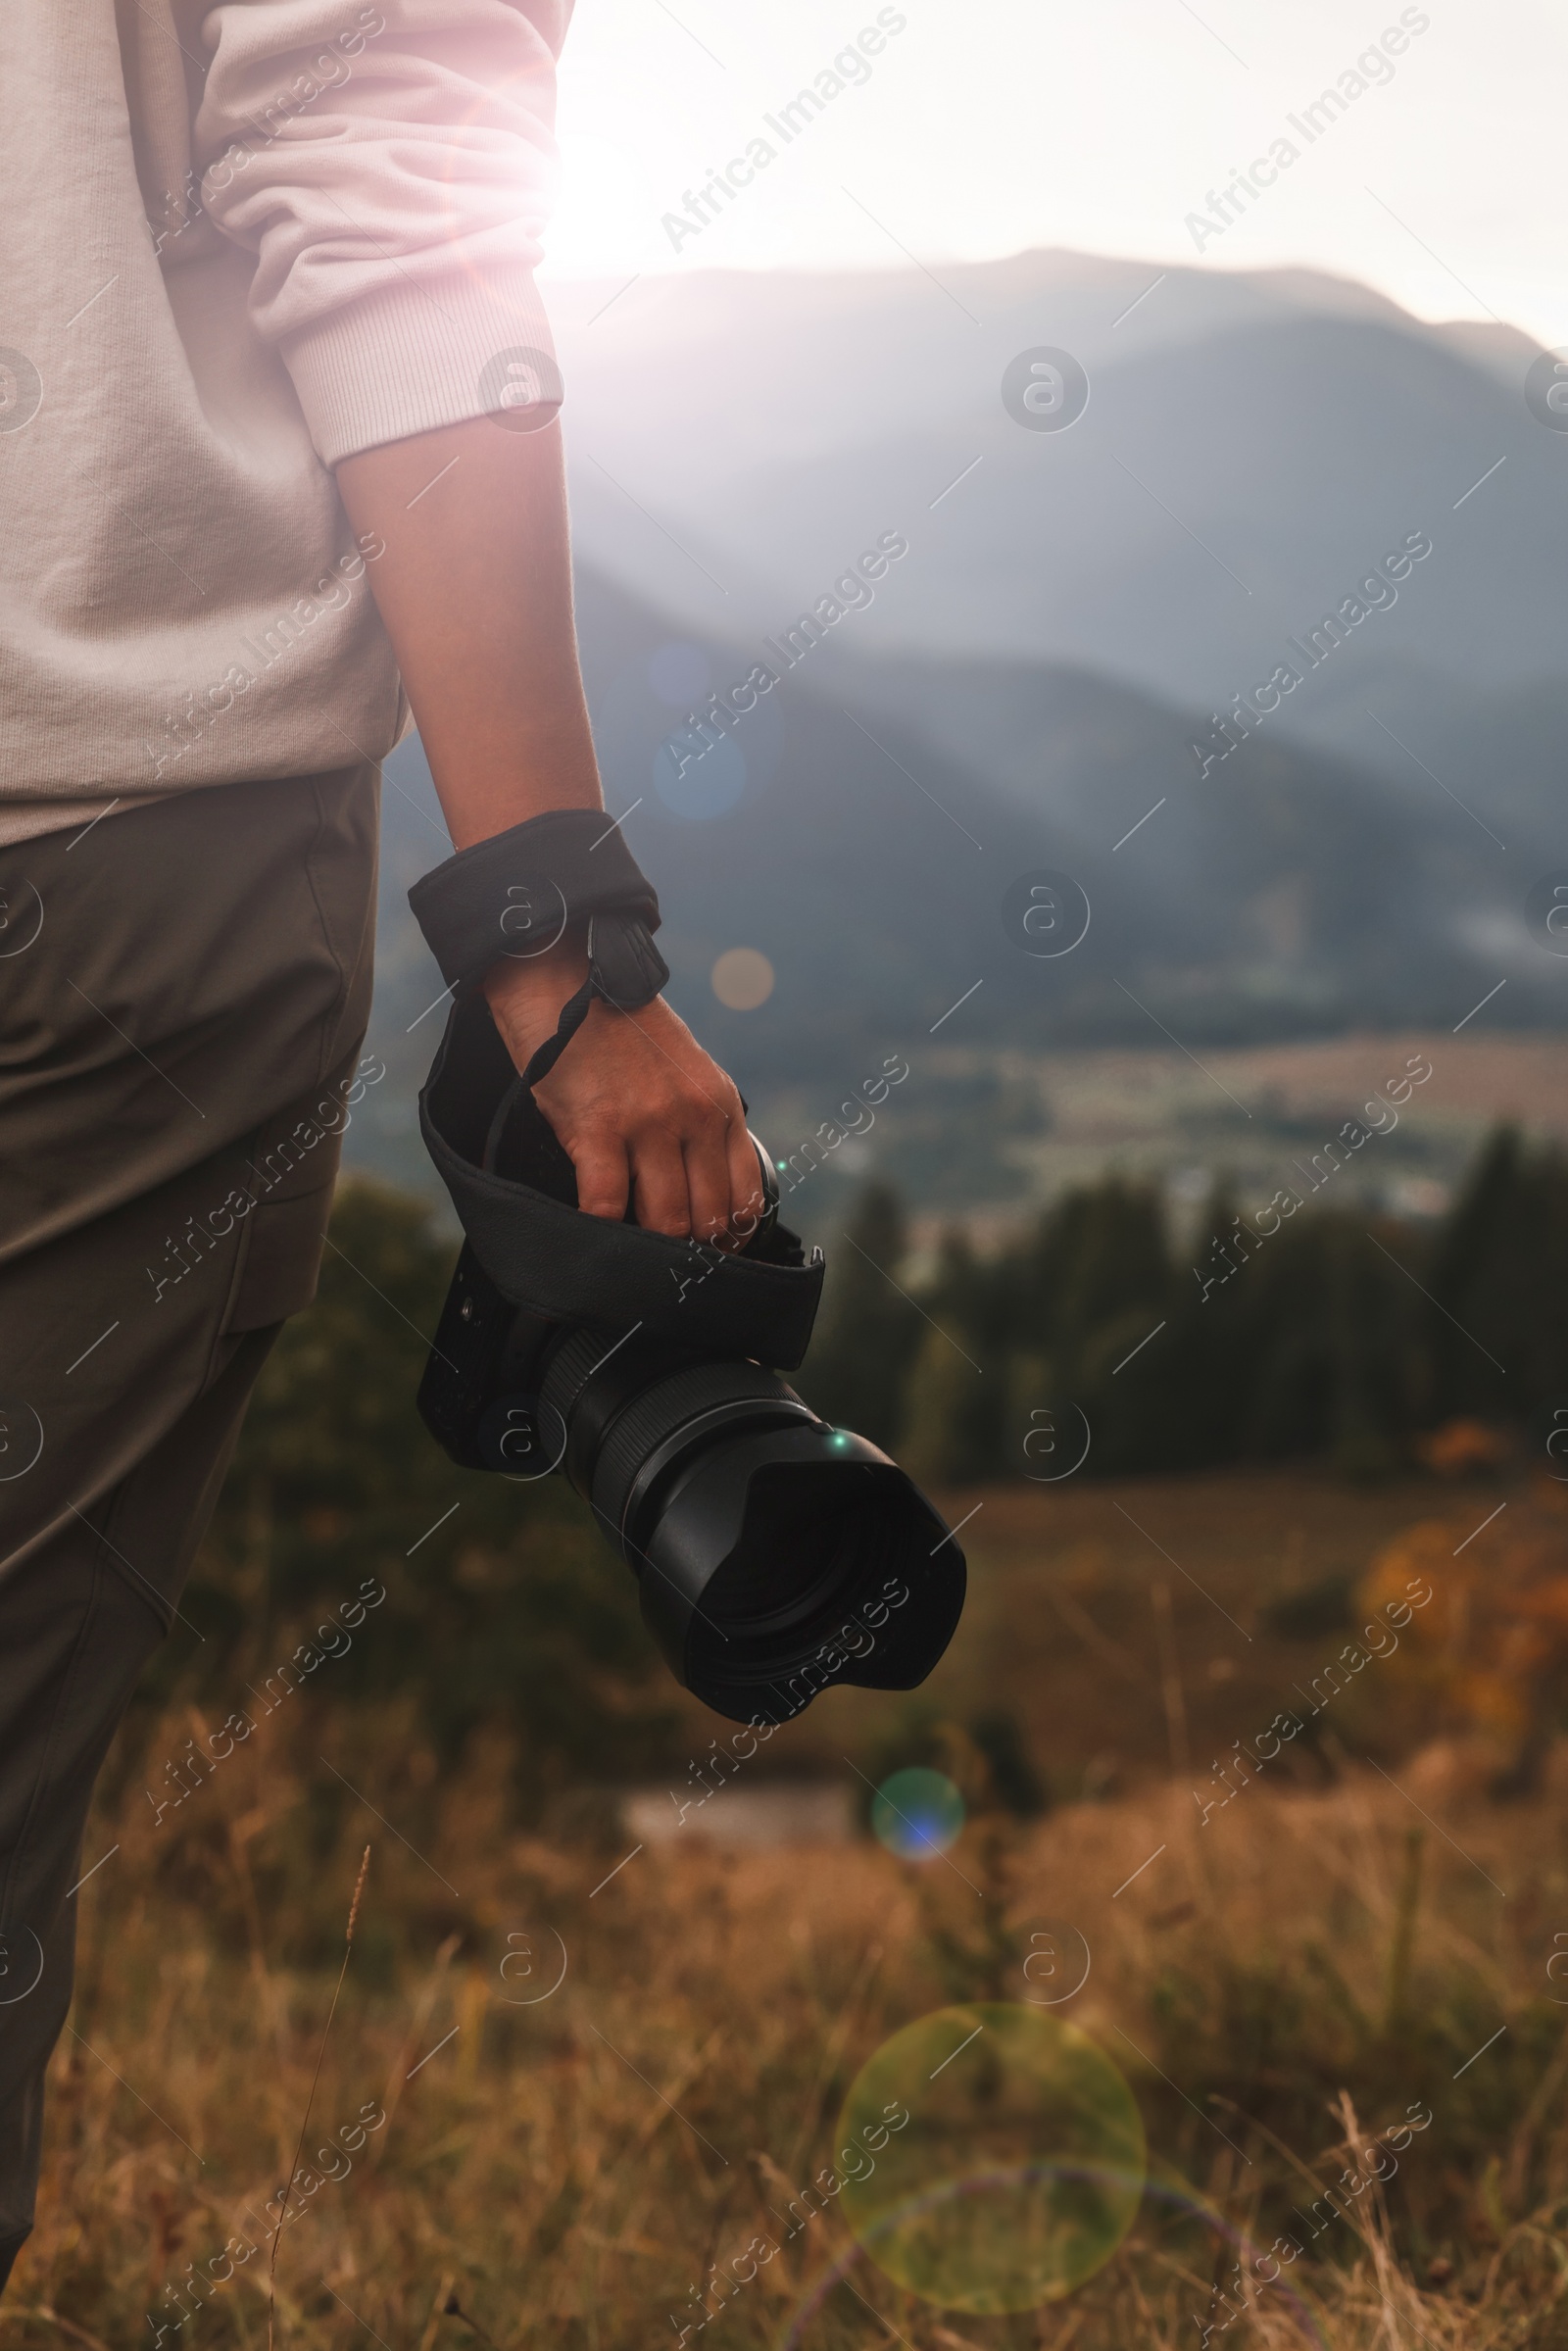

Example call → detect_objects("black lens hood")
418 993 825 1370
636 1426 967 1725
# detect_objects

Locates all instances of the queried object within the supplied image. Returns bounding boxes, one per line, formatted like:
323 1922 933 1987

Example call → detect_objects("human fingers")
724 1109 766 1250
564 1124 630 1222
629 1131 692 1238
684 1110 738 1249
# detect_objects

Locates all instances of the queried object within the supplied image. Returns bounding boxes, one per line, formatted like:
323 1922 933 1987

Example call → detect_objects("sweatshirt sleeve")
193 0 571 466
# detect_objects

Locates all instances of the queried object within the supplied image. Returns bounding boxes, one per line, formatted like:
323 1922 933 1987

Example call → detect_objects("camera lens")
538 1329 965 1723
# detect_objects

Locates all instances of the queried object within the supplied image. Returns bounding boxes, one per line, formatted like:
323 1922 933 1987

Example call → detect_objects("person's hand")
482 937 764 1248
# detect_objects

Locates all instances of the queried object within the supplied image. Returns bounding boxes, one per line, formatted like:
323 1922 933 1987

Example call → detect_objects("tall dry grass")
8 1698 1568 2351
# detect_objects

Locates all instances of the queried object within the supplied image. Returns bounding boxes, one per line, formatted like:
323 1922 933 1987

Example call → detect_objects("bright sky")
540 0 1567 348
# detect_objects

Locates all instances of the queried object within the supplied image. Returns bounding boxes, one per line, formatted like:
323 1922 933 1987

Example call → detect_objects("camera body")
417 1050 966 1725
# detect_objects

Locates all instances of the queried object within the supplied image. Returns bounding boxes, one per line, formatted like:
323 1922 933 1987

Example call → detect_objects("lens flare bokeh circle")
833 2002 1146 2314
870 1768 964 1860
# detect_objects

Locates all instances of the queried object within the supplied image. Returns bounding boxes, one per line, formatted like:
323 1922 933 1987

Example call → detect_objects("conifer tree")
796 1179 923 1449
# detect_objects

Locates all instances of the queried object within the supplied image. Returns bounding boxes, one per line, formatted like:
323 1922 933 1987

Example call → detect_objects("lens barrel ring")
539 1325 624 1430
589 1361 805 1540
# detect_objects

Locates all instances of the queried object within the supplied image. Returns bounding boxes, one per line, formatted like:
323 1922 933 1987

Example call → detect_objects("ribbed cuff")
280 258 562 468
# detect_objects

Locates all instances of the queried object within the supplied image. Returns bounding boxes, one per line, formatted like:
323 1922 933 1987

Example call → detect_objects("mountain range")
344 252 1568 1208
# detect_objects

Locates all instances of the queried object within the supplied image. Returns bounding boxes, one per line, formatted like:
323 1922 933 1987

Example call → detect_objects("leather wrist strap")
408 808 663 998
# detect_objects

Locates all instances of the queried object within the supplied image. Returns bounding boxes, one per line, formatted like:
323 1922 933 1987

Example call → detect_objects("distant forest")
803 1120 1568 1485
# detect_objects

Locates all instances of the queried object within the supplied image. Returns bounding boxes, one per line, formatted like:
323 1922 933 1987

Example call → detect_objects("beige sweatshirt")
0 0 567 846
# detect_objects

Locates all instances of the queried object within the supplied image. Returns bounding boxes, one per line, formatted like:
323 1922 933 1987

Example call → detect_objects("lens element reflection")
836 2002 1146 2314
870 1768 964 1860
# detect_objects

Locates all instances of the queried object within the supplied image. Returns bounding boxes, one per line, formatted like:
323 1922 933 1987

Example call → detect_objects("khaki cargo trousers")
0 762 379 2282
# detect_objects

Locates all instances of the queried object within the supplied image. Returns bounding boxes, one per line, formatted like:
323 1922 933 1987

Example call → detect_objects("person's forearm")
335 415 602 850
334 407 760 1244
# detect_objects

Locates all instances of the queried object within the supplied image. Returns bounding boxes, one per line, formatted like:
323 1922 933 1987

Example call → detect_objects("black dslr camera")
408 810 965 1725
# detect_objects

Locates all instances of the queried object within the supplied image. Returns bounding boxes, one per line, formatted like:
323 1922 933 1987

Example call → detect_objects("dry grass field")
9 1466 1568 2351
710 1464 1530 1796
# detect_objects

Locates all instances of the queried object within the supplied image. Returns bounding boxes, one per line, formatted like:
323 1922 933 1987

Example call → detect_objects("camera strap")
408 807 666 999
410 803 674 1095
514 906 671 1091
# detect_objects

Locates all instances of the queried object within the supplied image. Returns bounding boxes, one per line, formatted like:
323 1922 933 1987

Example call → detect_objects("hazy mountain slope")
553 253 1562 702
363 563 1526 1069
